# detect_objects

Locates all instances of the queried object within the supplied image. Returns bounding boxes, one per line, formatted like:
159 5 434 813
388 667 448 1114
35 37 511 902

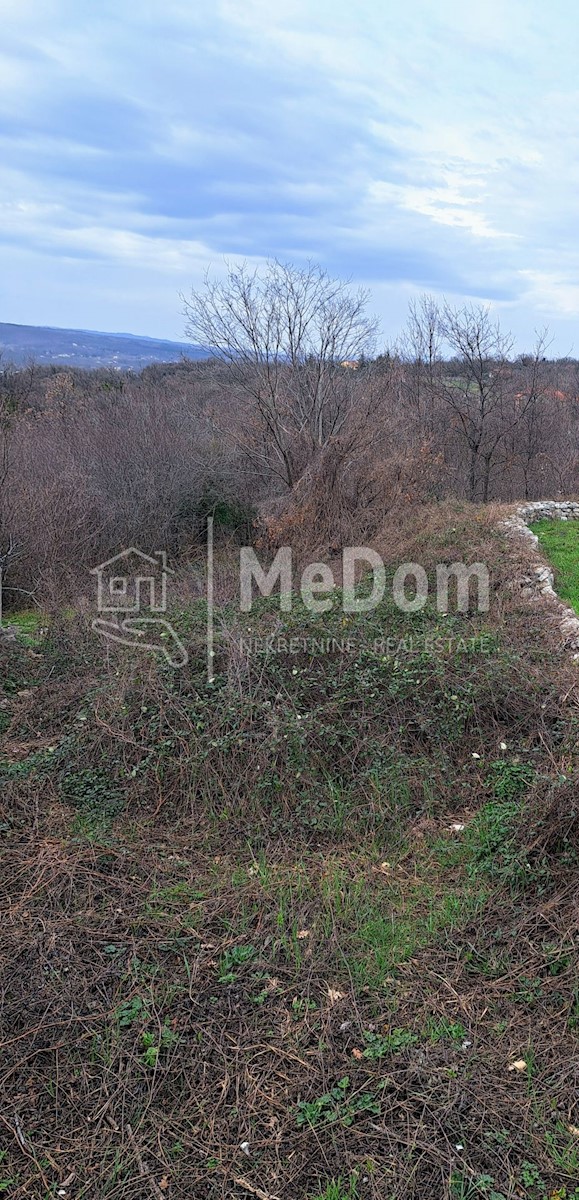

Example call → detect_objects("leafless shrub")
3 285 579 605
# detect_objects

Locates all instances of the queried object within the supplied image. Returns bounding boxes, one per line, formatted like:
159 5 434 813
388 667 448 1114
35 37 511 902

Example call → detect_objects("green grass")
530 520 579 613
2 608 46 645
308 1175 360 1200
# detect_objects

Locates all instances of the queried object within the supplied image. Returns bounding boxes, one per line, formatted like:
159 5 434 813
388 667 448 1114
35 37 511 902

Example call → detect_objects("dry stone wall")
501 501 579 656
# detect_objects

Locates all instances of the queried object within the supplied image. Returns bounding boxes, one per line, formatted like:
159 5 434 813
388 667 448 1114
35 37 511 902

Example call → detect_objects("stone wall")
501 501 579 656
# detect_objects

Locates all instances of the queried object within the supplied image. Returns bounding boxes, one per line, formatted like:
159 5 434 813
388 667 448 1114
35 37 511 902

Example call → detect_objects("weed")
292 996 318 1020
61 766 123 813
362 1028 418 1058
296 1077 380 1128
146 880 204 912
424 1016 467 1043
114 995 148 1028
544 1125 579 1174
486 759 536 800
518 1160 543 1190
141 1025 179 1068
441 797 529 886
511 976 544 1006
308 1175 360 1200
218 944 256 983
450 1172 506 1199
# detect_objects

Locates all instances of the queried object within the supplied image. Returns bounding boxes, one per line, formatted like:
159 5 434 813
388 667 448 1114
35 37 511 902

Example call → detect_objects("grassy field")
530 520 579 614
1 505 579 1199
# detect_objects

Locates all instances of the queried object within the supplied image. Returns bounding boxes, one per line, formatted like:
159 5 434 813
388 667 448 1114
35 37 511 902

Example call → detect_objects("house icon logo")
90 547 187 668
90 548 173 614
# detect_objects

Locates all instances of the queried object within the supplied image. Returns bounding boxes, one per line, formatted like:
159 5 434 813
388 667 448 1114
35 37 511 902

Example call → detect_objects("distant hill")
0 322 209 369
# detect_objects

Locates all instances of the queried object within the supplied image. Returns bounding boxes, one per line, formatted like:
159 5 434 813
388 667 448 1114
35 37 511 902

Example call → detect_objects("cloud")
0 0 578 347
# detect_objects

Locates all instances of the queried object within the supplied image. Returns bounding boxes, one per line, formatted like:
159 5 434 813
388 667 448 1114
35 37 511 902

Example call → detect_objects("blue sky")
2 0 579 349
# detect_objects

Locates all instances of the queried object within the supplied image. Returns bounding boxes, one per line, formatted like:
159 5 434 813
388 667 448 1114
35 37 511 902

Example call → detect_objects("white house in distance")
90 549 173 613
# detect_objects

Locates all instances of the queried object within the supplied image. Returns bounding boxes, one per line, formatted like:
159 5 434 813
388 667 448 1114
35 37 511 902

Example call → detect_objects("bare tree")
503 345 553 499
0 358 30 590
182 260 378 487
403 299 551 501
397 295 442 442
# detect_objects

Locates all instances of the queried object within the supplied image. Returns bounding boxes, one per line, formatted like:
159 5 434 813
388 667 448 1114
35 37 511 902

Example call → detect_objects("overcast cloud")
1 0 579 349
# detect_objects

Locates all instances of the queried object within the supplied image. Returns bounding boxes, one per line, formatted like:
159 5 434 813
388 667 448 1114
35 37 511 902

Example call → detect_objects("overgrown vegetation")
3 270 579 609
1 505 579 1197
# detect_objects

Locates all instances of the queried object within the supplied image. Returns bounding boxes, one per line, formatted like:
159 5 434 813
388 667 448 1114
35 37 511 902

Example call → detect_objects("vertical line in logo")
207 516 214 683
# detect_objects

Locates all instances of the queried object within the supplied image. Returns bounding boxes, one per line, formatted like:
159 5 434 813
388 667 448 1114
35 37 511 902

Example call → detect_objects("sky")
2 0 579 350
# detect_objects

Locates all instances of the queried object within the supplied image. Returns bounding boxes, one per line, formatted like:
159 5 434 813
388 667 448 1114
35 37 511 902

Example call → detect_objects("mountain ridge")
0 321 208 369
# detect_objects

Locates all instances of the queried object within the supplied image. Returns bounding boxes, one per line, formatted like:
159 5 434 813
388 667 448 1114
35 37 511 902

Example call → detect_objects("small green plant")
543 941 571 976
218 944 256 982
518 1160 544 1191
486 759 535 800
296 1077 380 1128
141 1024 179 1067
292 996 318 1020
424 1016 467 1044
115 995 148 1028
483 1129 509 1146
450 1171 506 1199
60 765 123 811
511 976 543 1006
544 1124 579 1174
64 764 125 840
308 1175 359 1200
458 798 525 884
362 1027 418 1058
141 1032 158 1068
251 986 269 1005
